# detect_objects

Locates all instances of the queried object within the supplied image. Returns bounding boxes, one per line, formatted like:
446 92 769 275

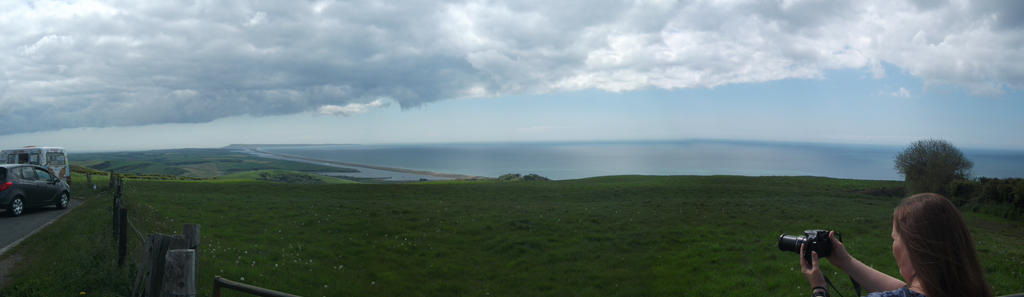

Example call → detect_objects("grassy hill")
219 169 358 184
3 175 1021 296
72 148 355 178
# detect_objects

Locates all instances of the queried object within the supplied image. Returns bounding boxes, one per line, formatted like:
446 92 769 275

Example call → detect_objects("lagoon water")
261 140 1024 181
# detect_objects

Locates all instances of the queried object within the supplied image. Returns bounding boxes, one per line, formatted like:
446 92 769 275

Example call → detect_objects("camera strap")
830 232 862 297
823 276 862 297
824 276 844 297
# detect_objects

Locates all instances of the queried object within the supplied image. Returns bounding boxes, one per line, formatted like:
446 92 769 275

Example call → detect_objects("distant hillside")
219 169 358 184
73 148 356 178
223 144 356 149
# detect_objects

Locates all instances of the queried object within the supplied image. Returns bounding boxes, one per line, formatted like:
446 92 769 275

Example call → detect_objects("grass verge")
0 173 133 296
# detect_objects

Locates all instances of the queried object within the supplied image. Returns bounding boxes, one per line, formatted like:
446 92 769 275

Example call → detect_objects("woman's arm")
825 231 906 292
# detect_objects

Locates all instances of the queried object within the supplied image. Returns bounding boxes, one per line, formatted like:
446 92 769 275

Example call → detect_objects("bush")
1014 181 1024 209
894 139 973 196
981 181 1002 203
497 173 550 182
957 178 1024 219
947 180 979 206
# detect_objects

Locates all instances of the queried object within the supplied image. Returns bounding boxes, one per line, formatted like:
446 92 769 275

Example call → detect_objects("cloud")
0 0 1021 134
317 98 390 116
890 87 912 98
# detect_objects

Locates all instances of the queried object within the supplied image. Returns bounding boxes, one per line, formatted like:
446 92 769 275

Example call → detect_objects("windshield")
35 168 53 181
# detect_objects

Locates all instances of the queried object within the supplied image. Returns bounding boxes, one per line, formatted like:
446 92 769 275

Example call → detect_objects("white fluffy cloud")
0 0 1020 134
317 98 390 116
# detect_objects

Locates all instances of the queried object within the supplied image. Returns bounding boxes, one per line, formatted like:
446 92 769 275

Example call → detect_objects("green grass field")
2 175 1021 296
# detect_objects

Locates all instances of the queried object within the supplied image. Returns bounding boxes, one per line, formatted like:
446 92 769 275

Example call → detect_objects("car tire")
8 197 24 217
56 192 70 209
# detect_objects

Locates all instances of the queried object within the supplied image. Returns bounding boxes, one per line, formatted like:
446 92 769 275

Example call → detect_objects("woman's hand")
800 243 827 288
825 231 853 271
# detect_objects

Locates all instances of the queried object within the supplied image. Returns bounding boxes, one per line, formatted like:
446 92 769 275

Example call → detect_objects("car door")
16 166 41 204
33 167 59 205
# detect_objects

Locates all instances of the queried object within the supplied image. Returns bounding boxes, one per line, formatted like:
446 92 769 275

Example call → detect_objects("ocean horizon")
258 140 1024 181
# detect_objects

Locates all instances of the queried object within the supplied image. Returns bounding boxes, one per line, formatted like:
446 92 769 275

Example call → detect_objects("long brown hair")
892 193 992 297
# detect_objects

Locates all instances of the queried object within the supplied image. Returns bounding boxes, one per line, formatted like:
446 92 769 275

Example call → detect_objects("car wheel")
56 192 70 209
8 197 24 217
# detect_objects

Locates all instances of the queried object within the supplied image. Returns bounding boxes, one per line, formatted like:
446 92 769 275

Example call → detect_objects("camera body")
778 229 837 263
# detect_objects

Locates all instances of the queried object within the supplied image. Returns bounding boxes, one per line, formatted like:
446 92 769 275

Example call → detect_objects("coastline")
243 147 491 181
218 140 1024 181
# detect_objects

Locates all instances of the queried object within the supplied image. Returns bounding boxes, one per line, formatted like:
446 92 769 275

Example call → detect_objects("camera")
778 229 838 263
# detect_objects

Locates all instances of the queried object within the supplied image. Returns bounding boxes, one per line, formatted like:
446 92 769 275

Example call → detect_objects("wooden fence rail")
213 276 302 297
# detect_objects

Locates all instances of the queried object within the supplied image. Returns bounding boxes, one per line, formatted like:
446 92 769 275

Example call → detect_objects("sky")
1 0 1022 152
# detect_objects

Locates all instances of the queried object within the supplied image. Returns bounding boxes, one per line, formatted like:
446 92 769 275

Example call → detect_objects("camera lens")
778 234 806 253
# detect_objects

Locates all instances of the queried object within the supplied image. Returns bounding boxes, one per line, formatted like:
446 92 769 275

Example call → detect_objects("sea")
257 140 1024 181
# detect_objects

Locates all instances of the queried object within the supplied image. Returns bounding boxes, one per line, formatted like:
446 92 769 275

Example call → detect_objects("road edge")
0 199 82 257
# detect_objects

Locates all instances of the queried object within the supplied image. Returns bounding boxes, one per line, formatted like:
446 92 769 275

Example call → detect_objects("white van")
1 146 71 183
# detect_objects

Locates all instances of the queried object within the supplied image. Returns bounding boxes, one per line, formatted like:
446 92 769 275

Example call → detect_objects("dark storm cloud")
0 0 1021 134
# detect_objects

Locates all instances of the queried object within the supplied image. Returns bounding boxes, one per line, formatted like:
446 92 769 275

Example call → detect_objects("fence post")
132 236 153 297
86 173 92 189
162 249 197 297
113 202 119 238
146 235 174 297
113 177 124 239
110 171 115 189
119 208 128 266
132 225 202 297
182 224 201 281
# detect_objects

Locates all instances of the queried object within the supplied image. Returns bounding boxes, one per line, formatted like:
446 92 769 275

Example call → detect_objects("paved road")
0 199 81 253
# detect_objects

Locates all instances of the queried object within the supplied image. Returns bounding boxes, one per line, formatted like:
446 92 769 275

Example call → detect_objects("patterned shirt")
865 287 926 297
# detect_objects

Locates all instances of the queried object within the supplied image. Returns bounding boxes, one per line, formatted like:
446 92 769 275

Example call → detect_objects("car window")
18 167 38 180
35 168 53 181
48 153 66 165
0 168 6 181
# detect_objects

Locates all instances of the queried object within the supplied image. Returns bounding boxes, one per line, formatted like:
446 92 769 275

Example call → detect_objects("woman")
799 193 992 297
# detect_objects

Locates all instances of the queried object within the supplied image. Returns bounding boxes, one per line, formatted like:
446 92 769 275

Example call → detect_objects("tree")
894 139 973 196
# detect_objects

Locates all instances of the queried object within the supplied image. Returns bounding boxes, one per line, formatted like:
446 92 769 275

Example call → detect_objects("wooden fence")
109 174 301 297
110 175 201 297
133 225 201 297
